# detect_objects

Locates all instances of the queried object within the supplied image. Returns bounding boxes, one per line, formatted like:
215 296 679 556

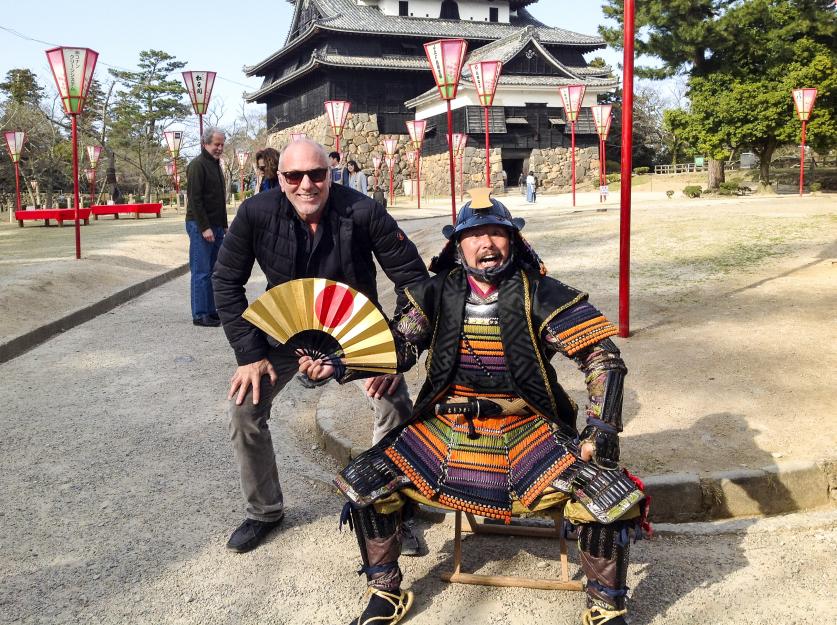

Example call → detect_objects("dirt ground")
0 191 835 625
0 208 189 344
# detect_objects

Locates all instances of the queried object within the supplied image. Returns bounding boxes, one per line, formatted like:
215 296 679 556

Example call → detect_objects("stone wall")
529 146 601 193
267 116 601 196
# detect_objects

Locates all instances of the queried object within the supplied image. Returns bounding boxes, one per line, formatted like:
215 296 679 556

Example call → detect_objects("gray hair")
202 126 226 145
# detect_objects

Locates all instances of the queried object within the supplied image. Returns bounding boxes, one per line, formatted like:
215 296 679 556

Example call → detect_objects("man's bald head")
278 139 329 171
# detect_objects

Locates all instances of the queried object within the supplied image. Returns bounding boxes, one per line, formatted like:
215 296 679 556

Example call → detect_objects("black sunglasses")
280 168 329 184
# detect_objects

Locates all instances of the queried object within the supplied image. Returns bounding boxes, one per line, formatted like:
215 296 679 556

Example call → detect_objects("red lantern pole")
600 137 605 202
47 46 99 260
406 120 426 209
469 60 502 189
619 0 636 337
14 161 21 216
425 38 468 224
591 105 613 204
792 88 817 196
384 138 398 208
559 85 586 208
4 131 25 223
799 121 807 196
446 102 457 223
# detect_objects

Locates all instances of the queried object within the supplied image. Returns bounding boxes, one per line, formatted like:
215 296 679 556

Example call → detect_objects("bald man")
212 140 429 552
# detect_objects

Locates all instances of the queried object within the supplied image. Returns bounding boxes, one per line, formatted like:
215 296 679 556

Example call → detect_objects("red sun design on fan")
315 284 355 329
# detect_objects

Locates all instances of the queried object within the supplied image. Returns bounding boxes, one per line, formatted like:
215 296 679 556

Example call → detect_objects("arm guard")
575 338 627 468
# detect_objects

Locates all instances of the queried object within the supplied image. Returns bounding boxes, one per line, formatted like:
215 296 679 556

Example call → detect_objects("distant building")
244 0 616 194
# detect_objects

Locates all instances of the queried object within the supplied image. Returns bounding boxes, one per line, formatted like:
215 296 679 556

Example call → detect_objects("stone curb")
313 396 836 523
0 263 189 365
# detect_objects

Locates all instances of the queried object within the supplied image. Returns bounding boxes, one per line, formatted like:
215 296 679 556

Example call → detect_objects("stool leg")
453 510 462 575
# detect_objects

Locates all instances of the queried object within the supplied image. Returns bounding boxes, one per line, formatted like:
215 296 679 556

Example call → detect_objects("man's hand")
202 228 215 242
580 441 596 462
297 354 335 382
228 358 277 406
364 374 403 400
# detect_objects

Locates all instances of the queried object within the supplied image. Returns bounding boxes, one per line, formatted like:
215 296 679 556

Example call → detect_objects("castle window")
489 7 499 22
440 0 460 20
399 1 409 17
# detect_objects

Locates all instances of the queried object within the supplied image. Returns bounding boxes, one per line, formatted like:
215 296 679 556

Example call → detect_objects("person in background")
526 171 537 204
372 185 387 209
185 126 227 328
518 171 526 196
255 148 280 193
347 160 368 195
329 151 349 186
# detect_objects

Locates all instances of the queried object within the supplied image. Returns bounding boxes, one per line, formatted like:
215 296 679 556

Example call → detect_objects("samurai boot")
578 522 633 625
351 587 414 625
346 504 414 625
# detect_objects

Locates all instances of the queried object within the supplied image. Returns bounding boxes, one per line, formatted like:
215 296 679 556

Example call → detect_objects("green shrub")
666 190 674 198
633 166 650 175
606 160 621 173
606 173 621 184
683 185 702 198
811 182 822 193
718 181 740 196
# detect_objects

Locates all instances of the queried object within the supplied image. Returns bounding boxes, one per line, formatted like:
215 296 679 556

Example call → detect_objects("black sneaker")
193 315 221 327
226 515 284 553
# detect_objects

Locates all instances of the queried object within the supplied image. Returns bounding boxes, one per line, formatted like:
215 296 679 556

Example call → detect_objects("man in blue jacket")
213 139 429 553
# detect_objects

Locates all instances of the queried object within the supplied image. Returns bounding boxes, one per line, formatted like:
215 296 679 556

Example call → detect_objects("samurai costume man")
299 190 649 625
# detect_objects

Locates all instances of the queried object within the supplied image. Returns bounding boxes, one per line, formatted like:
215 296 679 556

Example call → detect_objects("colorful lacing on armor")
384 384 577 523
544 301 619 356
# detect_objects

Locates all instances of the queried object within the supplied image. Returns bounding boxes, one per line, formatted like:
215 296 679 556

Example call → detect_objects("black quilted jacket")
212 184 429 365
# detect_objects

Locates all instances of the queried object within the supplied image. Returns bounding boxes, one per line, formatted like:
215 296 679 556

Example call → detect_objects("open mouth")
478 252 502 268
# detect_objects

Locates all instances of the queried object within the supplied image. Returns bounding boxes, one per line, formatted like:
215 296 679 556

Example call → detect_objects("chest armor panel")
453 290 515 392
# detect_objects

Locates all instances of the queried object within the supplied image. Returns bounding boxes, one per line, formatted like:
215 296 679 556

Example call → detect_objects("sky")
0 0 623 133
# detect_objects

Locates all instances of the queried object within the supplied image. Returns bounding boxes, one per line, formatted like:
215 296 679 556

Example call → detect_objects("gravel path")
1 270 836 624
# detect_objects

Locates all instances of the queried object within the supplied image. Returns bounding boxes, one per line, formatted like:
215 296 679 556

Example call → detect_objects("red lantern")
46 46 99 259
324 100 351 154
590 104 613 203
424 38 468 223
4 130 26 222
406 120 427 209
792 88 818 196
237 151 250 199
469 60 503 188
86 145 102 168
182 71 216 139
559 84 587 207
383 138 398 207
164 131 184 198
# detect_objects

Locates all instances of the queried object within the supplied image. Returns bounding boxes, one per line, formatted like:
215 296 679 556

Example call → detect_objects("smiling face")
278 141 331 222
458 224 511 274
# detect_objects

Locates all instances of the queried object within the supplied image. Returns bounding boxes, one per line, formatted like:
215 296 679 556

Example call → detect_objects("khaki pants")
228 347 412 521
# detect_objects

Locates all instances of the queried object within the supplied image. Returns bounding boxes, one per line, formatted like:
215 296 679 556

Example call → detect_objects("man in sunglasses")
213 139 429 553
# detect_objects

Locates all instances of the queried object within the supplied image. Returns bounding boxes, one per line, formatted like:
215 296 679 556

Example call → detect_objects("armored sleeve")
542 301 626 467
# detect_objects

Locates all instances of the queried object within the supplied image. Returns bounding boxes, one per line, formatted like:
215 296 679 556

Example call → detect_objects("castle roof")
244 0 605 77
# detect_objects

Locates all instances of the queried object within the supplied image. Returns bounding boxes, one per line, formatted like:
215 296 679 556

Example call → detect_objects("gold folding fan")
242 278 397 374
